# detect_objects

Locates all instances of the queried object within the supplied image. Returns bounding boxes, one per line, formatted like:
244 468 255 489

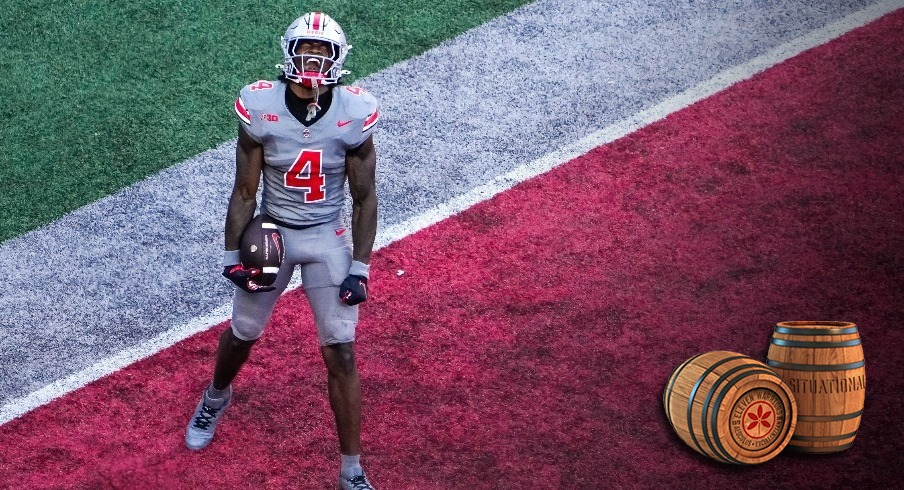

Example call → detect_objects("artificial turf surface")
0 0 532 243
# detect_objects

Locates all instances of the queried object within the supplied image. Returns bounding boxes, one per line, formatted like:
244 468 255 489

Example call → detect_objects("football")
239 214 285 286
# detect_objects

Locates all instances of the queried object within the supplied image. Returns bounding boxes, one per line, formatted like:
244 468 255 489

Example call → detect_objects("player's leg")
216 260 295 383
210 327 256 394
301 271 362 456
322 340 362 453
185 248 296 451
298 226 374 487
321 341 376 490
307 287 374 488
306 286 361 451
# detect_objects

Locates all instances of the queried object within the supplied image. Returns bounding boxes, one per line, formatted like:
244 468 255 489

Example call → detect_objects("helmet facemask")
281 38 347 87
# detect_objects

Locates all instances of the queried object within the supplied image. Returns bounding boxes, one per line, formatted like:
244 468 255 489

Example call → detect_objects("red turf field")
1 9 901 489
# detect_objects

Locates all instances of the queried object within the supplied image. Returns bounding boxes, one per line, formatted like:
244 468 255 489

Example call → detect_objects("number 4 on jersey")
285 149 325 202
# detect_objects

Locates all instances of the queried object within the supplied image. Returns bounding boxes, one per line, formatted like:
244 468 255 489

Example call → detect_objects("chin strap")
305 78 321 121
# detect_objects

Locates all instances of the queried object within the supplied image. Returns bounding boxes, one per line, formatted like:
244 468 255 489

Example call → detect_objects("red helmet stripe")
312 12 322 31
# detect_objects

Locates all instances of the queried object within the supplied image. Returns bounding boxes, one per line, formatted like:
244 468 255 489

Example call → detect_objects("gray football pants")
230 219 357 345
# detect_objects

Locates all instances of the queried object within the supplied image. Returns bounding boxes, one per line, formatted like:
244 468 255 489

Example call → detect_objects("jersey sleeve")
341 86 381 149
234 83 267 143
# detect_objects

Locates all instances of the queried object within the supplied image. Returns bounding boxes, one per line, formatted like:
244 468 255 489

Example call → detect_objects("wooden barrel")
767 321 865 453
663 351 797 464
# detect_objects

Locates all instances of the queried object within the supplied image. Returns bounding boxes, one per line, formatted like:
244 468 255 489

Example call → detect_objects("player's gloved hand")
222 264 275 293
340 260 370 306
339 275 368 305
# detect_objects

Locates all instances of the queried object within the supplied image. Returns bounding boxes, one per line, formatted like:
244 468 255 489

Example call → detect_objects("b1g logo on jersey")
260 113 279 122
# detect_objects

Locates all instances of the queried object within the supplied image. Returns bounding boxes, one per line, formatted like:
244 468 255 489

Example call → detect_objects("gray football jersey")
234 80 380 226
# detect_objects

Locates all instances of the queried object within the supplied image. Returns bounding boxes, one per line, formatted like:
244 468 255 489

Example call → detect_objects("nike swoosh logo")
337 120 353 127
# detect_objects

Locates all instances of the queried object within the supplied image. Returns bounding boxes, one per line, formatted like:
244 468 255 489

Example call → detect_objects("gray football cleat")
185 385 231 451
339 472 376 490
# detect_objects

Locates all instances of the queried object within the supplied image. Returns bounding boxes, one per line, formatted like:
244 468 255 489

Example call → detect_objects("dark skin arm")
225 125 264 252
346 135 378 264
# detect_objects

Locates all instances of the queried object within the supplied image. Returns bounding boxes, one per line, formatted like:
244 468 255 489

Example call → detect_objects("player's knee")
323 342 357 377
221 325 258 352
229 321 264 344
231 290 278 342
315 316 357 346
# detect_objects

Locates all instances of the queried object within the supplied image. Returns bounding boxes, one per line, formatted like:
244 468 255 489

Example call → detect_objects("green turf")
0 0 532 243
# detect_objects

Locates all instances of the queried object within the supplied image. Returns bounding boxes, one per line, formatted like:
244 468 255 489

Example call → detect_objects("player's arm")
225 125 263 251
221 124 274 293
346 135 377 264
340 135 377 305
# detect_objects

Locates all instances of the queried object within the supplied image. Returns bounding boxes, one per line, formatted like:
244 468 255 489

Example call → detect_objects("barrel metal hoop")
686 355 748 462
770 338 861 348
798 410 863 422
711 369 788 464
767 360 865 371
774 326 858 335
787 442 854 453
791 430 858 442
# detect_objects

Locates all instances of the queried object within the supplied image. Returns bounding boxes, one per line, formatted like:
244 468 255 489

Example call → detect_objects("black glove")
222 264 275 293
339 275 368 305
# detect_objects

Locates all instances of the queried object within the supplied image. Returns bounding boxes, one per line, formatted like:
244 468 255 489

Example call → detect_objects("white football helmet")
280 12 351 86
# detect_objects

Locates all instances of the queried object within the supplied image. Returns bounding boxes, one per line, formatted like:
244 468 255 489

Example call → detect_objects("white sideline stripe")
0 0 899 427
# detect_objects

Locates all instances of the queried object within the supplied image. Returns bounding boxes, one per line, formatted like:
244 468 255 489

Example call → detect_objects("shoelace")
345 475 374 490
192 404 220 430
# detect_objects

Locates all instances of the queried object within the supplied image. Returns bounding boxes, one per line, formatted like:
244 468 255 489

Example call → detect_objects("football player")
185 12 379 490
